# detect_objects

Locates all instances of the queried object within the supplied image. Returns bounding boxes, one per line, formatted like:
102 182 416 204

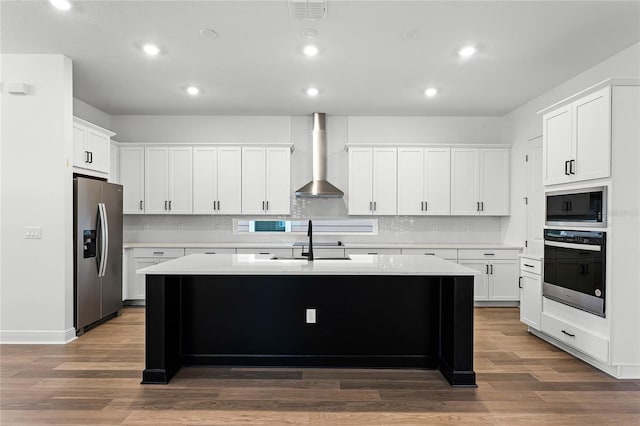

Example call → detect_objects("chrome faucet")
302 219 314 261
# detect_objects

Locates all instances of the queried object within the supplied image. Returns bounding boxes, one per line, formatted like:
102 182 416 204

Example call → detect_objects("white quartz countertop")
137 254 480 276
124 242 522 250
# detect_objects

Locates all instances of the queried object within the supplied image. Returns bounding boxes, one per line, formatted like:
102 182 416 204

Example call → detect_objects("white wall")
502 42 640 249
0 54 75 343
73 98 112 130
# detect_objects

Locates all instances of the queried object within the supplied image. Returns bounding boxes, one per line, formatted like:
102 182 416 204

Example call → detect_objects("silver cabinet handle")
490 264 493 274
139 200 143 210
561 330 575 338
570 159 576 175
88 151 93 163
266 201 269 211
164 200 168 210
565 160 570 175
476 202 480 211
424 201 427 211
153 251 164 256
518 276 523 288
373 201 377 211
369 201 373 211
524 264 534 268
217 201 221 210
85 151 90 163
480 201 484 211
262 201 265 211
421 201 424 211
424 253 435 256
485 264 489 274
169 200 172 210
484 253 495 256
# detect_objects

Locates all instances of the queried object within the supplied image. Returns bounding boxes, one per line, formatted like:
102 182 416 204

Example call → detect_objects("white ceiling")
2 1 640 116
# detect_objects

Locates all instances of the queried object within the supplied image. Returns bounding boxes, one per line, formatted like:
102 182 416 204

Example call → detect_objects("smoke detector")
290 0 327 21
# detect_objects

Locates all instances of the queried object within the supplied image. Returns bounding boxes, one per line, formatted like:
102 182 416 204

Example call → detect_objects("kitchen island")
138 254 478 387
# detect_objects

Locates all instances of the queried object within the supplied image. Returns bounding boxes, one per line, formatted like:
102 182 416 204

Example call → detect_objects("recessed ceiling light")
199 28 218 39
186 86 201 96
306 87 319 97
49 0 72 11
303 45 319 57
424 88 438 97
458 45 477 58
142 44 161 56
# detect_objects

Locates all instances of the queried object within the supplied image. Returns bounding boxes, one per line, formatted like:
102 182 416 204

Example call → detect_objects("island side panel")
180 275 441 368
439 275 476 387
142 274 181 384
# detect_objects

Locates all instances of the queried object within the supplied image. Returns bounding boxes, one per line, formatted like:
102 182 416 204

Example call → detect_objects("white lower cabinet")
458 249 520 301
519 257 542 331
401 248 457 262
541 312 609 363
127 248 184 301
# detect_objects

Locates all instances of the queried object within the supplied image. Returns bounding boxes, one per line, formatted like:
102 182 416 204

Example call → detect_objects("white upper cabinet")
397 148 450 215
242 147 291 215
543 86 611 185
120 146 145 214
144 147 193 214
72 117 114 176
348 147 397 215
193 146 242 214
451 148 509 216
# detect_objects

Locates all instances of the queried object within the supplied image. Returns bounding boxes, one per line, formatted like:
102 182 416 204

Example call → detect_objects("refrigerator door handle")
97 203 109 277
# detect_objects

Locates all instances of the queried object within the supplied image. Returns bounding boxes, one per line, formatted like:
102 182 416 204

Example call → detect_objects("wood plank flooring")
2 307 639 425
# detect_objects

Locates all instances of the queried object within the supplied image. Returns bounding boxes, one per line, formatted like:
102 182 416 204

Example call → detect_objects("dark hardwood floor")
2 307 639 425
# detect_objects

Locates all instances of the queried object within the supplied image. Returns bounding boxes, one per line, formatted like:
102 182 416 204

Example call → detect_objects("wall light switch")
25 226 42 239
306 308 316 324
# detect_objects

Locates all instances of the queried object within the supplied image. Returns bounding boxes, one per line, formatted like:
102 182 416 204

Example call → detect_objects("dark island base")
142 274 476 388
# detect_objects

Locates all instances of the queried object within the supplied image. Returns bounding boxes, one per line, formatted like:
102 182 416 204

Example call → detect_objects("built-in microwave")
546 187 606 228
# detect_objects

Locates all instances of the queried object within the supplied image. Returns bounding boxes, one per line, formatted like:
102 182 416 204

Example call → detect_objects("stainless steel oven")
543 229 606 317
546 187 606 228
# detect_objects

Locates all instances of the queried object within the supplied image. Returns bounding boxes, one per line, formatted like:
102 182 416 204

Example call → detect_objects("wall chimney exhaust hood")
294 113 344 198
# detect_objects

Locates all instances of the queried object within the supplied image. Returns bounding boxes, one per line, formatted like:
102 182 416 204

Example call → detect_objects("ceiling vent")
290 0 327 21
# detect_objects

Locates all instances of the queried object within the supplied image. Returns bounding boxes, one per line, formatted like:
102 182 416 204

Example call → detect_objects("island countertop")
137 253 479 276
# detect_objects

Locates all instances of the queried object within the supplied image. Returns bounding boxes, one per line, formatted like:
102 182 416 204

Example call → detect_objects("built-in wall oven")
543 229 606 317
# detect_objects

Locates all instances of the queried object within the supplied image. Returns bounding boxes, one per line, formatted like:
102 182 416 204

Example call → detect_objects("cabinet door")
86 129 110 173
120 147 145 214
372 148 397 215
216 147 242 215
242 147 267 214
573 86 611 182
109 142 120 184
480 149 509 215
488 260 519 301
460 260 488 301
193 147 217 214
265 147 291 215
424 148 451 215
145 147 169 214
168 147 193 214
520 271 542 330
348 148 373 215
132 259 157 300
543 105 572 185
397 148 425 215
451 149 480 215
73 124 87 168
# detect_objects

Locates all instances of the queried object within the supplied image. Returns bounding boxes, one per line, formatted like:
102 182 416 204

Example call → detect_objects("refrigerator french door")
74 176 123 335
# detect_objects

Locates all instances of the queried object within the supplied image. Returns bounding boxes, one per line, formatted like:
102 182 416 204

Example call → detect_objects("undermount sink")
269 256 352 261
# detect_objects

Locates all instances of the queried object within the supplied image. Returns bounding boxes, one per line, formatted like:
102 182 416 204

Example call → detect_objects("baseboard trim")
0 328 77 344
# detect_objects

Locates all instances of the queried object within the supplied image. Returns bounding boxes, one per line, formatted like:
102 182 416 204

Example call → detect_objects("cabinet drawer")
236 248 293 257
345 248 401 255
185 248 235 255
401 248 457 260
520 258 542 275
133 248 185 258
541 312 609 363
458 249 519 260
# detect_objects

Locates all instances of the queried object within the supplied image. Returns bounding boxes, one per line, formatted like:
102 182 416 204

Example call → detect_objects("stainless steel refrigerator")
73 176 123 335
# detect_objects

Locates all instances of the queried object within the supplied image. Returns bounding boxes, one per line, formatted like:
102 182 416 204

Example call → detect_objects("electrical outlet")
306 308 316 324
25 226 42 239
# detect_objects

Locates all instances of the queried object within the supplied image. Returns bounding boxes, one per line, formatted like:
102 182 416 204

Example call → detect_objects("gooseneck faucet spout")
304 219 314 261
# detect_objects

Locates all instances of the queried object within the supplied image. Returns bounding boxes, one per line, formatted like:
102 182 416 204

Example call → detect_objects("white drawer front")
541 312 609 363
346 248 402 255
520 258 542 275
237 248 294 257
133 248 185 258
185 248 236 255
458 249 519 260
401 248 457 260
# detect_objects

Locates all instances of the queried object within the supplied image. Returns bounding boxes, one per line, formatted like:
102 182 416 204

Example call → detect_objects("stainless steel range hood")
294 113 344 198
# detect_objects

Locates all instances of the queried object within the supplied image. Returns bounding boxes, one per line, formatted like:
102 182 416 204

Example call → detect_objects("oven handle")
544 240 601 251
